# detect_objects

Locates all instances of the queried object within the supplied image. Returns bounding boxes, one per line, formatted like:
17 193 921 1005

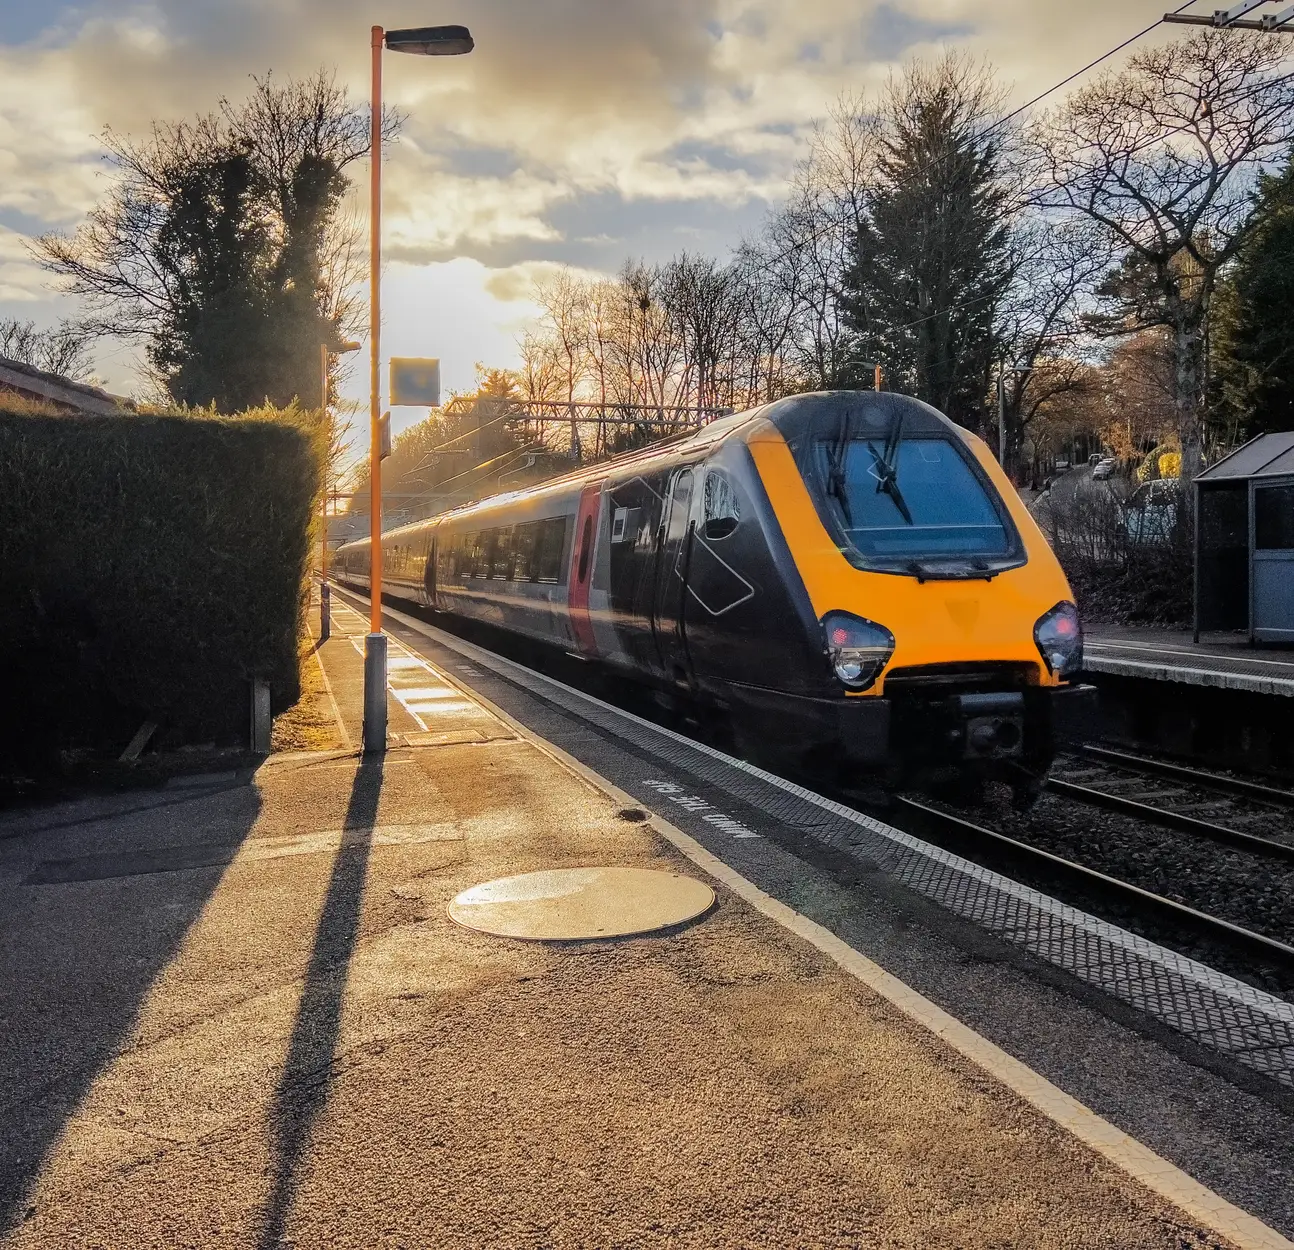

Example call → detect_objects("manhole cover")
448 866 715 941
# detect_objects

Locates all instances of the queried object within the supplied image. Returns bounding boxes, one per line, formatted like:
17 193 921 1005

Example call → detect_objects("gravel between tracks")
942 785 1294 999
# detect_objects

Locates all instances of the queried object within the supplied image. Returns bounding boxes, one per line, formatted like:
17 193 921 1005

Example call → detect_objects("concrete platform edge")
1084 654 1294 698
375 598 1292 1250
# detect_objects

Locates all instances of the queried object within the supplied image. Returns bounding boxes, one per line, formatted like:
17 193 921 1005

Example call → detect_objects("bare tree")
995 217 1111 476
731 237 804 403
663 253 743 409
1030 29 1294 485
0 319 97 381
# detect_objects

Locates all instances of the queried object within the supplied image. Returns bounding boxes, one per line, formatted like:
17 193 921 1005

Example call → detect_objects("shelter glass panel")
1255 484 1294 550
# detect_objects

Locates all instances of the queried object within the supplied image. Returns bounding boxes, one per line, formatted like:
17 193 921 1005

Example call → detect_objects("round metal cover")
448 866 714 940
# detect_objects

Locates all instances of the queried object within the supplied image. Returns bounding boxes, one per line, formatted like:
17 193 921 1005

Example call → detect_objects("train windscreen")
809 432 1020 575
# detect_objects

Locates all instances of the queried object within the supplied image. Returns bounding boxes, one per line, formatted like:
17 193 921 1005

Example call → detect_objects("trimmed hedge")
0 407 321 767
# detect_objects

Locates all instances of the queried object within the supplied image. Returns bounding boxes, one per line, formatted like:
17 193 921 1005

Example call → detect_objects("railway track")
1046 745 1294 862
889 794 1294 985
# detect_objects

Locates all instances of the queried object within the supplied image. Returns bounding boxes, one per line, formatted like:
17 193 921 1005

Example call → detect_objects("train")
334 390 1094 798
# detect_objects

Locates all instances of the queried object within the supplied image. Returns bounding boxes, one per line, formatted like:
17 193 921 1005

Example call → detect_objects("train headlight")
822 611 894 692
1034 601 1083 678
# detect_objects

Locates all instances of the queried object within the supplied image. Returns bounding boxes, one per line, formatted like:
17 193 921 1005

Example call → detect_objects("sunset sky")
0 0 1197 445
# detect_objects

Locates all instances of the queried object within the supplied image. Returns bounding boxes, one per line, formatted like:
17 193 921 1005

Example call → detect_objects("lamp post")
996 364 1032 478
319 339 361 643
364 21 474 754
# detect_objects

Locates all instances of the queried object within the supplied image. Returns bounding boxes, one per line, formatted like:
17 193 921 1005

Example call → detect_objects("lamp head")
385 25 473 55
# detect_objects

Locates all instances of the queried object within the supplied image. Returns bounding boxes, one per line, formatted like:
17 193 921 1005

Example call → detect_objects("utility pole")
996 364 1032 478
997 374 1006 470
1164 1 1294 29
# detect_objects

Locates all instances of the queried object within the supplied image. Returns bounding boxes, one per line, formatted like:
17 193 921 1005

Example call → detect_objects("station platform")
1 591 1291 1248
1084 625 1294 697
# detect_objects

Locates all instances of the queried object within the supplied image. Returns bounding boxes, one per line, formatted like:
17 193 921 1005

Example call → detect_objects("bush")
0 405 322 769
1035 479 1192 626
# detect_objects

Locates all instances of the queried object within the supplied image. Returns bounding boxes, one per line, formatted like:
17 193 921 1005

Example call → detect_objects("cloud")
0 0 1212 397
0 224 51 302
0 49 104 226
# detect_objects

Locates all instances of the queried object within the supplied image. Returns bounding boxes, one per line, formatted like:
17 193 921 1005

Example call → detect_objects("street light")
319 338 361 643
364 21 474 754
996 364 1032 477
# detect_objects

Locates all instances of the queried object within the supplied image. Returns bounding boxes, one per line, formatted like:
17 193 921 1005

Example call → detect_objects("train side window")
703 470 740 540
467 531 486 578
492 526 514 579
536 517 567 584
513 521 539 582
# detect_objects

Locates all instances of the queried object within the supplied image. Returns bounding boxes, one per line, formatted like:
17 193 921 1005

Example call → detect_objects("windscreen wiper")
824 408 853 524
866 410 913 525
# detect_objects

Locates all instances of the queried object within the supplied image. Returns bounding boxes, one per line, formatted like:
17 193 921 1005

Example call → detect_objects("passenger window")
702 470 740 539
492 527 514 579
536 517 567 583
513 522 539 581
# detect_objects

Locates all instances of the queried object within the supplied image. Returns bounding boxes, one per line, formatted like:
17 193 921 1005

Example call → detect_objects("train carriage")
335 390 1094 794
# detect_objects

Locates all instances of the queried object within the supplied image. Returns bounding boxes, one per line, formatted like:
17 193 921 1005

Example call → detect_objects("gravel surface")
1052 753 1294 846
925 784 1294 1000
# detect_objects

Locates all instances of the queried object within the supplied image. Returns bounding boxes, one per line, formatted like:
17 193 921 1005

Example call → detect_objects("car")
1092 458 1117 481
1120 478 1179 544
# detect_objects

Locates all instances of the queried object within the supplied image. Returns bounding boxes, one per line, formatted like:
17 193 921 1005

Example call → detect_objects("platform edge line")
363 595 1292 1250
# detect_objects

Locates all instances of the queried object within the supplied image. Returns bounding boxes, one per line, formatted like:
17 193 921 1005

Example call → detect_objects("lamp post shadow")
258 753 384 1249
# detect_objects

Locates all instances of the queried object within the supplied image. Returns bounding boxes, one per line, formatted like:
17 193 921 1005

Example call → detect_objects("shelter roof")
1197 431 1294 482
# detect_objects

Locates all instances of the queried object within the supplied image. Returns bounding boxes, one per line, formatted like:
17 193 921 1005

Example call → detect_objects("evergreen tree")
841 56 1012 430
37 71 389 413
1213 154 1294 437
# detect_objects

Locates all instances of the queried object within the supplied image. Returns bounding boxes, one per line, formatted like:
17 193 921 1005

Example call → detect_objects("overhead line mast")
1165 1 1294 29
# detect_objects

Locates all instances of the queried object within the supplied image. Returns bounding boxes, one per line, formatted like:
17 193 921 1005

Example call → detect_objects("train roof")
342 390 961 548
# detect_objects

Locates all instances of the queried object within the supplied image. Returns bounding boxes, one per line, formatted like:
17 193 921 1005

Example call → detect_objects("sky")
0 0 1200 445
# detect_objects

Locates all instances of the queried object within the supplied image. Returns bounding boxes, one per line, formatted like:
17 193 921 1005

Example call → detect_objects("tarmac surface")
0 594 1286 1248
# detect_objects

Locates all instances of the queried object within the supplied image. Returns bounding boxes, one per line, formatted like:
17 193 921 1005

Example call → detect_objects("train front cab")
734 393 1096 791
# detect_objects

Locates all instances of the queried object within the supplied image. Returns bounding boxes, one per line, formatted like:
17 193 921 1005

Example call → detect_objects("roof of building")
1197 431 1294 482
0 354 132 416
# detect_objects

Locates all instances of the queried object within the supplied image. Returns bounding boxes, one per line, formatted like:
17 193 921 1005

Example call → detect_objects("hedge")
0 405 322 767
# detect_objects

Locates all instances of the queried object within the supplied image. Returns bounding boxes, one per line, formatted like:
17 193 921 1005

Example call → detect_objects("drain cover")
448 866 715 940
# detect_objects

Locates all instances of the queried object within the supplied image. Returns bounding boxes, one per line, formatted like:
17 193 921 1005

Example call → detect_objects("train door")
652 466 696 686
568 485 601 655
423 533 438 609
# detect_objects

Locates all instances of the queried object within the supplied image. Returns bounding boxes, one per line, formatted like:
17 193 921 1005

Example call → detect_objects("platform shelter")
1195 431 1294 644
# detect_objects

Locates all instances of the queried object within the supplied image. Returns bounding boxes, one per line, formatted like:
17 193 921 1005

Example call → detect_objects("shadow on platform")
258 754 383 1248
0 784 264 1232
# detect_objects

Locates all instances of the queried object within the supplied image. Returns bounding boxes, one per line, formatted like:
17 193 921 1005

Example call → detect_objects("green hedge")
0 407 321 766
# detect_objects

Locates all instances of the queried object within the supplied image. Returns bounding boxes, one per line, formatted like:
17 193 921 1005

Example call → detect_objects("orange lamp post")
362 21 474 753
